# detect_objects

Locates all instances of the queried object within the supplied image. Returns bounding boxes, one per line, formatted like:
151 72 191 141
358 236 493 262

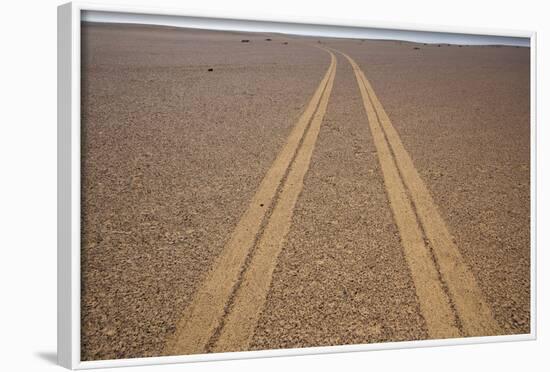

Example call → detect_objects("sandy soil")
324 39 530 335
81 23 530 360
80 23 327 360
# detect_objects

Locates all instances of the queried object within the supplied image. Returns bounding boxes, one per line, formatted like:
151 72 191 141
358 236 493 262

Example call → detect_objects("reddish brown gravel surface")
325 39 530 335
81 23 530 361
81 23 327 360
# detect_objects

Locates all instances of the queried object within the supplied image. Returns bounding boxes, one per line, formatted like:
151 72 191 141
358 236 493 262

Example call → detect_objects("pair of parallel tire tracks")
336 50 501 338
166 46 500 356
165 51 337 355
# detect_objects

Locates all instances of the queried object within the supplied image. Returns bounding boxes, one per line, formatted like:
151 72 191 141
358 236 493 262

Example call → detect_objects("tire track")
335 50 460 338
335 48 501 338
212 52 337 352
165 50 337 356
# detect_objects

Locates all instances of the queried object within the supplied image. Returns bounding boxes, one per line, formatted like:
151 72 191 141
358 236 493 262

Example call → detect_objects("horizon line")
82 11 530 47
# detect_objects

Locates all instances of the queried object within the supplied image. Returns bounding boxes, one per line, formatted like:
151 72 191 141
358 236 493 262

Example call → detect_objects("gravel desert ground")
80 22 530 360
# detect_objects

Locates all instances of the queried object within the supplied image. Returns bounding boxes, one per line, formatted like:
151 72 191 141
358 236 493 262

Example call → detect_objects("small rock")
207 68 213 72
103 328 116 337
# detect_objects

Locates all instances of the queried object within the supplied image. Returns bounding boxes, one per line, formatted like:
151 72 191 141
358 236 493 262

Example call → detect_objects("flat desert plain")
80 22 530 361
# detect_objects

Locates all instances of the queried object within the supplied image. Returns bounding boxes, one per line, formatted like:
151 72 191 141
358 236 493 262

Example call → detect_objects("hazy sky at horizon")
82 10 530 47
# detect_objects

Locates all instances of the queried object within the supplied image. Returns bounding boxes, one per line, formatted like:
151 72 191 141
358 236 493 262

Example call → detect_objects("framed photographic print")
58 1 536 369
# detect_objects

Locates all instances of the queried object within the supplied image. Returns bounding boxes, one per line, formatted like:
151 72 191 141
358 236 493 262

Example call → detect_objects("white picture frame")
58 1 537 369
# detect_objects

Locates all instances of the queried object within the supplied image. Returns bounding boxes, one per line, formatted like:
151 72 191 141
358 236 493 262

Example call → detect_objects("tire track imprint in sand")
333 48 501 339
165 49 337 356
